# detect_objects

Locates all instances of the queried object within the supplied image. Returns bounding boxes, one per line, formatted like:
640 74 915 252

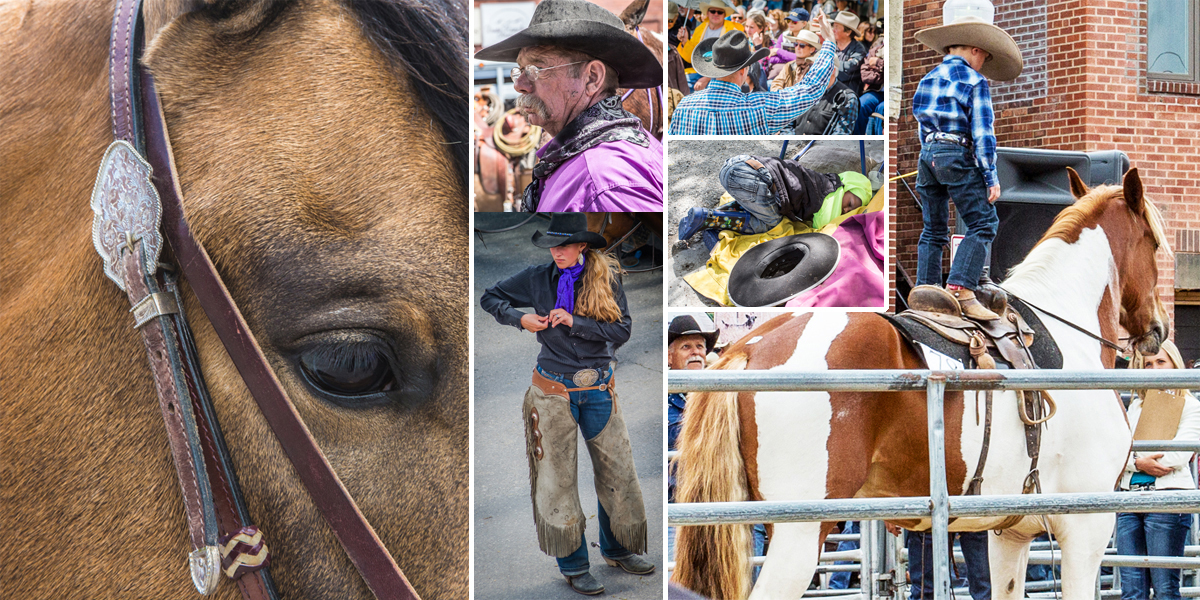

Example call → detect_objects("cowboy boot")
974 266 1008 315
677 207 757 241
951 287 1001 321
907 285 961 316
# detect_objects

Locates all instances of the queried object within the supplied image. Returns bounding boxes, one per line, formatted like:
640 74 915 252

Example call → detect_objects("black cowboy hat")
473 0 663 89
531 213 608 249
668 314 719 353
692 30 770 79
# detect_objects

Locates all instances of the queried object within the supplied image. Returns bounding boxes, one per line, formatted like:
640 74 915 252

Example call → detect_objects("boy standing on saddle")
906 2 1023 321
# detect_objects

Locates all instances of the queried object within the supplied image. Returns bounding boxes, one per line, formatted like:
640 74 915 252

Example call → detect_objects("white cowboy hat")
783 29 822 51
832 11 860 36
698 0 735 16
915 15 1023 81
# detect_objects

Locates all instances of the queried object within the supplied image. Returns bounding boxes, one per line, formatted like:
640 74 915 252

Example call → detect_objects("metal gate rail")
668 369 1200 600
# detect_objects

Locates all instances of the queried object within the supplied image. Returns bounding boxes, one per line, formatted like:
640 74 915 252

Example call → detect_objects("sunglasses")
707 9 725 15
731 15 744 21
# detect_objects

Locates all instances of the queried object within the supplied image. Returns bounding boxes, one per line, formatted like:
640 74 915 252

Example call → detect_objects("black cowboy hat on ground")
531 213 609 249
474 0 663 89
668 314 719 353
692 30 771 79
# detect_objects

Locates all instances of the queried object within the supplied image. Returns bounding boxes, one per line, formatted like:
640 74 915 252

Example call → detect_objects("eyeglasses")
510 61 584 82
707 9 725 15
731 15 744 21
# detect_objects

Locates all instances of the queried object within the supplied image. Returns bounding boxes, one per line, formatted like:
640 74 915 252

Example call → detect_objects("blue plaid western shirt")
912 55 998 188
668 41 838 136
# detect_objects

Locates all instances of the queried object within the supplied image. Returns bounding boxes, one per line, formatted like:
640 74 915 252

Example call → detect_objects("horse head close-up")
1 0 467 598
672 165 1173 600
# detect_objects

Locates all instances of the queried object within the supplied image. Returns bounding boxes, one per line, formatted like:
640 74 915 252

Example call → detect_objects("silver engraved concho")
90 140 164 292
571 369 600 387
189 545 221 595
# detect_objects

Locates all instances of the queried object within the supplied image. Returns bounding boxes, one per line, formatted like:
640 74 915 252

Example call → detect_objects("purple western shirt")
536 136 664 212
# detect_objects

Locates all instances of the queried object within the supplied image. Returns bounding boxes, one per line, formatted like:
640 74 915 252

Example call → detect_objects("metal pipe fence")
667 369 1200 600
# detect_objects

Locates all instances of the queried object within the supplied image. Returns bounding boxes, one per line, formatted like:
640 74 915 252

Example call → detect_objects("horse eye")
299 345 395 397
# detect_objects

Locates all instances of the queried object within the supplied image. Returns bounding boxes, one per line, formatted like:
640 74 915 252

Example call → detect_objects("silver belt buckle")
571 369 599 387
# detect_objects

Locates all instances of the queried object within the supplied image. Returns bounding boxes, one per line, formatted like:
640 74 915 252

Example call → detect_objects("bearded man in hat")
906 8 1023 321
480 212 653 595
669 12 838 136
475 0 663 213
665 314 718 462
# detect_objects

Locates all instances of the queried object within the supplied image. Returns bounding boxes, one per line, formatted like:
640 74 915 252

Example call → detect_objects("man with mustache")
475 0 664 213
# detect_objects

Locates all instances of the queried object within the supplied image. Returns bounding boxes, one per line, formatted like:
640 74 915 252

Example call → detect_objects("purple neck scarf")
555 257 586 314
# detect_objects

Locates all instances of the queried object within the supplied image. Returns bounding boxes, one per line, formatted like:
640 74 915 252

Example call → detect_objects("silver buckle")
189 545 221 595
571 369 600 387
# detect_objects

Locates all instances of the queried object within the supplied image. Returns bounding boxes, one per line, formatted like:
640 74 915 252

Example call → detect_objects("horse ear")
619 0 650 28
1066 166 1088 199
1122 168 1146 216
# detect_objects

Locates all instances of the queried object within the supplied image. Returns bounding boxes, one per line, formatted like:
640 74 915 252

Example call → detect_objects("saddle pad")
882 296 1063 370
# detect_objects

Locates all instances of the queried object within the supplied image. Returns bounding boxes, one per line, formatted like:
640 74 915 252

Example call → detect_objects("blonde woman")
480 213 652 595
1119 339 1200 600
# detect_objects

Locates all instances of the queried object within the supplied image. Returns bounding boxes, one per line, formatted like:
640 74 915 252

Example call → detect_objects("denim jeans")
915 142 998 289
719 155 785 234
534 365 633 576
829 521 859 589
855 90 883 135
1117 511 1192 600
907 530 991 600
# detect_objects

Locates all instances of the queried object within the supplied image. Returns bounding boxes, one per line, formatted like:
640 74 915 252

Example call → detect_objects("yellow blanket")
683 186 885 306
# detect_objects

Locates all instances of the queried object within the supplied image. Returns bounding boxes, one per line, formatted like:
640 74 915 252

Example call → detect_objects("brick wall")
893 0 1200 336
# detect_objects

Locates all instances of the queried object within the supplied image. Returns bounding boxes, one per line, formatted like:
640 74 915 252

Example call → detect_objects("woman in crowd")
1117 339 1200 600
769 29 823 90
855 19 883 134
763 7 809 80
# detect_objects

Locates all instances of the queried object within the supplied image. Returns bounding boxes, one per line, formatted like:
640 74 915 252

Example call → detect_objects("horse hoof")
728 233 840 307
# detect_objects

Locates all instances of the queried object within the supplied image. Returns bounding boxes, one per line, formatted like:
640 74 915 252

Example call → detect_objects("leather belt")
924 131 973 148
95 0 420 597
533 370 616 397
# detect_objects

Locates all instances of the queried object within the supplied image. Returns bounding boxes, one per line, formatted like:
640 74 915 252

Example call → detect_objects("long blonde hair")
1130 338 1187 400
575 249 623 322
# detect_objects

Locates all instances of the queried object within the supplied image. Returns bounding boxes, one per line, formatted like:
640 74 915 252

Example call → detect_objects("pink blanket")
787 211 885 308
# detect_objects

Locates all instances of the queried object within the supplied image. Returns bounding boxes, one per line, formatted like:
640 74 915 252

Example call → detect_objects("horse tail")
671 352 752 600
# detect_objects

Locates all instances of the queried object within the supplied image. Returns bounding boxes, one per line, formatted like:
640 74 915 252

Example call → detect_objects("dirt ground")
666 139 885 307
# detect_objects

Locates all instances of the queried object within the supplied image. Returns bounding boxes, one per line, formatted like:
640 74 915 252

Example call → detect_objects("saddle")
883 291 1062 527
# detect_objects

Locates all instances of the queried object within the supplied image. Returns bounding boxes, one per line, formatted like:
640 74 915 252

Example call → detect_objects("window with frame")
1147 0 1199 85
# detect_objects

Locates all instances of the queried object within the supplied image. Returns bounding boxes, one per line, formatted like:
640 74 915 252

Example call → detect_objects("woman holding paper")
1117 339 1200 600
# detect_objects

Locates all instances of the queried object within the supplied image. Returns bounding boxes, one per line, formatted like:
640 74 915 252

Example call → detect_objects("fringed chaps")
522 384 648 558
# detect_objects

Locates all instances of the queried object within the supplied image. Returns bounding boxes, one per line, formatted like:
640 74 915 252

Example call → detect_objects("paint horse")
2 0 467 597
672 168 1170 600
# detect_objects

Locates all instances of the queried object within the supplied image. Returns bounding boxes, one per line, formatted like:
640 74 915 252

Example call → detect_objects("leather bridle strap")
1002 289 1127 353
103 0 420 598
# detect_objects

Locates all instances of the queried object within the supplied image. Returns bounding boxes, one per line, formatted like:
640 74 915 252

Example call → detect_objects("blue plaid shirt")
912 55 998 188
668 41 838 136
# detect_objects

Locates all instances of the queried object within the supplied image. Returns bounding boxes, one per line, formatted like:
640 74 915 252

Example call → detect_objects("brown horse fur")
618 0 665 139
672 352 753 600
586 211 664 250
1 1 466 598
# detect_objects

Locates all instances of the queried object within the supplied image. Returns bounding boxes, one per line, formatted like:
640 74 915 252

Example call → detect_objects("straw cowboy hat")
915 15 1024 81
473 0 662 88
832 11 860 37
698 0 735 17
530 213 608 249
692 30 770 78
784 29 822 51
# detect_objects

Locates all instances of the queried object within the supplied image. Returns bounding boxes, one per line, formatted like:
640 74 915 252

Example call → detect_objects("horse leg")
749 522 822 600
989 528 1034 599
1050 513 1115 600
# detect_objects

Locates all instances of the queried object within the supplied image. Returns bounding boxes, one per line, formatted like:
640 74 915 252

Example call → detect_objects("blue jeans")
915 142 998 290
907 530 990 600
719 155 784 234
1117 511 1192 600
829 521 859 589
855 90 883 135
535 366 633 576
752 523 767 583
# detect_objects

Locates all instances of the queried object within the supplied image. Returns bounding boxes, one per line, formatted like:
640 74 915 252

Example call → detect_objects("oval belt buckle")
572 369 599 387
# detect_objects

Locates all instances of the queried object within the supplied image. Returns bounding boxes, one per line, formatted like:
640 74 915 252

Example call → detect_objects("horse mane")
348 0 468 187
1037 184 1171 254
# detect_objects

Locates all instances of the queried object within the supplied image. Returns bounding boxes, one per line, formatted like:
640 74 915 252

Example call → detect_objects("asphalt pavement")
473 213 665 600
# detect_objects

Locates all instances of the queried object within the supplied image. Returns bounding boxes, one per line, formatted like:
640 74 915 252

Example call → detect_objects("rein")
92 1 420 598
620 26 664 133
1001 288 1127 353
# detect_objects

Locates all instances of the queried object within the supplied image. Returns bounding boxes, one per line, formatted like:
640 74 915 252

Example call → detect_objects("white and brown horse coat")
674 169 1170 600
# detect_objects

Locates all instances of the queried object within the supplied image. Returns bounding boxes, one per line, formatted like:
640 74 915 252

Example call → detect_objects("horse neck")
1003 225 1119 331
